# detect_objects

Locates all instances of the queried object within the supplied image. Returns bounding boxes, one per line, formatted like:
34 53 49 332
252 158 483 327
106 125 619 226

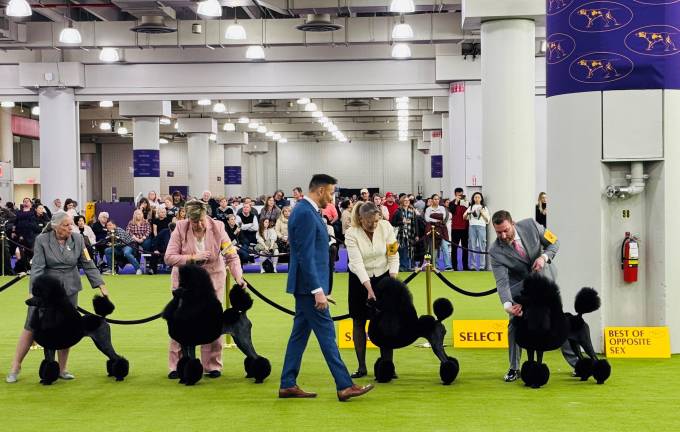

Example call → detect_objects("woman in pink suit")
164 200 247 379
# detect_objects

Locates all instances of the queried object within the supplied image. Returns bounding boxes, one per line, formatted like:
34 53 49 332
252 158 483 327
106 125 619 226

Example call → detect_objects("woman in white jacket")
255 218 278 273
344 201 399 378
463 192 490 271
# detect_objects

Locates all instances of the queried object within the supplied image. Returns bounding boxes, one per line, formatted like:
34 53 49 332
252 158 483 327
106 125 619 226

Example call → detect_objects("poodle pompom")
107 357 129 381
592 359 611 384
416 315 437 338
39 359 60 385
93 295 115 317
181 358 204 386
229 285 254 312
574 358 594 381
433 298 453 322
251 356 272 383
574 287 601 315
374 357 396 383
223 308 242 326
440 357 459 385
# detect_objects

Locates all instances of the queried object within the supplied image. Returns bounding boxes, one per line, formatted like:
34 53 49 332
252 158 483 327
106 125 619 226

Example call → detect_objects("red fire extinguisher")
621 232 639 283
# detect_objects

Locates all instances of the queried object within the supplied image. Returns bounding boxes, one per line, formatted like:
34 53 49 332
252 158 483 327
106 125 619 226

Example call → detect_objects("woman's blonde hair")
185 200 207 221
351 201 380 227
537 192 547 206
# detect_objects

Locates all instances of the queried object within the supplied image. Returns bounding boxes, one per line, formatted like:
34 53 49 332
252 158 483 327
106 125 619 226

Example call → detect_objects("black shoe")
350 369 367 379
168 371 179 380
504 369 519 382
206 370 221 378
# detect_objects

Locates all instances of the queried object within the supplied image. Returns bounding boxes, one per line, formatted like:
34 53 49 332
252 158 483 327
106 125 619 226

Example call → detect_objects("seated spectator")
92 212 109 267
63 198 79 217
148 207 172 274
214 197 233 226
103 220 141 275
200 190 218 217
173 207 187 223
260 196 281 224
274 190 289 209
137 197 153 220
255 218 278 273
238 197 259 218
163 195 178 220
225 214 251 265
147 191 162 210
126 210 152 273
73 215 97 263
238 203 258 249
171 190 185 209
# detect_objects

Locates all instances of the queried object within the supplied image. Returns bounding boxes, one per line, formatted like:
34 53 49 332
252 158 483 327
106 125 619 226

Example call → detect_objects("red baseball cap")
385 192 394 198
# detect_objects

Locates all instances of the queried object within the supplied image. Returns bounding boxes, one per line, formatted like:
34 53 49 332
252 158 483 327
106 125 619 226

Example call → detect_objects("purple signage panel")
431 155 443 178
133 149 160 177
547 0 680 97
224 166 242 185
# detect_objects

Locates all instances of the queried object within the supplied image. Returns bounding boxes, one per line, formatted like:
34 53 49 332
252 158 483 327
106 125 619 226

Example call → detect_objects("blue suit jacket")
286 199 330 296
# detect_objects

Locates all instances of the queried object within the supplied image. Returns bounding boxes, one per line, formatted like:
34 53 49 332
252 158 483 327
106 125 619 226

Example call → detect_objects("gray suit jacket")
489 218 559 305
30 230 104 296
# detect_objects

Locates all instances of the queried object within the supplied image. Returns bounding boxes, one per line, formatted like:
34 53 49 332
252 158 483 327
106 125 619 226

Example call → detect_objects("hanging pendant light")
99 100 113 108
391 43 411 59
392 16 413 40
99 47 120 62
6 0 31 17
213 101 226 113
389 0 415 13
245 45 265 60
59 21 82 44
238 117 250 124
197 0 222 17
225 21 247 40
1 101 16 108
197 99 211 106
31 106 40 116
159 138 169 144
223 122 236 131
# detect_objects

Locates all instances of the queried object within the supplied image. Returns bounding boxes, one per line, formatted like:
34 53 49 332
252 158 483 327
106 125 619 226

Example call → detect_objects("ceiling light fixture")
257 126 267 133
396 96 409 103
396 101 409 110
391 43 412 59
174 121 178 129
296 98 310 105
5 0 31 17
117 125 128 135
100 121 112 131
397 109 409 117
99 47 120 62
237 117 249 124
213 102 226 113
99 100 113 108
225 20 247 40
223 122 236 131
209 133 217 141
304 102 317 112
272 133 281 140
312 111 323 118
389 0 415 13
197 99 211 106
197 0 222 17
265 131 274 137
245 45 265 60
392 17 413 40
248 121 259 129
159 138 169 144
31 106 40 116
59 22 82 44
1 101 15 108
278 138 288 144
159 117 172 125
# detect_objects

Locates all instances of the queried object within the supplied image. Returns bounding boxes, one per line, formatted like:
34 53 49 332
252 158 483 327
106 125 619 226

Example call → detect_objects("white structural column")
132 117 161 197
187 134 210 197
39 88 80 206
0 108 14 202
480 19 536 219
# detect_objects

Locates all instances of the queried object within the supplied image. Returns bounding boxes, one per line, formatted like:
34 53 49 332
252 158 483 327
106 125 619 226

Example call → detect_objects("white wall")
277 139 413 194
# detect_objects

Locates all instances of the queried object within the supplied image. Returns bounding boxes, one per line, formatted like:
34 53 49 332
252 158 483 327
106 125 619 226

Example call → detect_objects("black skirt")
348 270 389 321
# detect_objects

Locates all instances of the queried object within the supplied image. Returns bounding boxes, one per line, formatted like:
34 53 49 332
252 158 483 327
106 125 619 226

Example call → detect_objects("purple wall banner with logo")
547 0 680 97
431 155 443 178
224 166 242 185
133 149 160 177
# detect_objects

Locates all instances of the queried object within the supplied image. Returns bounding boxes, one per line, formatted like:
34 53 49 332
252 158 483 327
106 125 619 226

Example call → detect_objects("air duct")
295 14 342 32
131 16 176 34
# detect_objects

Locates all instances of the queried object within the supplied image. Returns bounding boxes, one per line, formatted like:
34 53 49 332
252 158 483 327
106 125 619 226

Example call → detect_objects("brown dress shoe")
337 383 375 402
278 385 317 399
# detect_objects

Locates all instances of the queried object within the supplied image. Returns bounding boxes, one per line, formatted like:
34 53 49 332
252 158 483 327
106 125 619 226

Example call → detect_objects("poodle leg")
534 351 550 388
426 322 450 363
86 320 130 381
576 322 598 359
229 314 271 383
180 345 203 386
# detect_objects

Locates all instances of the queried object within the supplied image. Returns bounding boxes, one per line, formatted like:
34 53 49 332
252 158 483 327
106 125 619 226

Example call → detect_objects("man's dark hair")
308 174 337 191
492 210 513 226
454 187 464 194
293 186 303 194
340 199 351 210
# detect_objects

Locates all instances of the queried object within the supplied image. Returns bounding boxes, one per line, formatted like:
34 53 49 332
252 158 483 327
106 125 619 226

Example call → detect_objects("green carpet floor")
0 272 677 431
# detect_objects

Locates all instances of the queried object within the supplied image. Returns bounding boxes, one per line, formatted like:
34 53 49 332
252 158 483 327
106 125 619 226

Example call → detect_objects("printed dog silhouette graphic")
636 31 677 52
577 8 620 28
578 59 620 79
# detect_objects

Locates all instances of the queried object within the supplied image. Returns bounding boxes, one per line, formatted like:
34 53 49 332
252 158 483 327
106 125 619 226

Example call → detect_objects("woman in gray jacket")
6 211 109 384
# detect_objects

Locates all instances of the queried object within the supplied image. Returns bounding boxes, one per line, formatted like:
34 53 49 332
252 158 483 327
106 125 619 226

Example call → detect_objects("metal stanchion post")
417 228 436 348
109 230 116 276
224 270 236 349
1 228 5 277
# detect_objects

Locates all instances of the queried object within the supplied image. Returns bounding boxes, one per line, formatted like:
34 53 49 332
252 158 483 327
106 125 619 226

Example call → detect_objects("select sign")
453 320 508 348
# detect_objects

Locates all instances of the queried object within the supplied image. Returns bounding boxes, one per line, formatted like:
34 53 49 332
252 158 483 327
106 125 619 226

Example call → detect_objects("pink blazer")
165 218 243 292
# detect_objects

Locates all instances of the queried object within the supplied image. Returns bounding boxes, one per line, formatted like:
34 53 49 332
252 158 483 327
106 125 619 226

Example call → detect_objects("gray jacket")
30 230 104 296
489 218 559 305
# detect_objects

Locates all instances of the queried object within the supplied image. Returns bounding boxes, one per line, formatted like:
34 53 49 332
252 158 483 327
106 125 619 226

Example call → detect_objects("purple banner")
431 155 443 178
133 149 160 178
547 0 680 97
224 166 242 185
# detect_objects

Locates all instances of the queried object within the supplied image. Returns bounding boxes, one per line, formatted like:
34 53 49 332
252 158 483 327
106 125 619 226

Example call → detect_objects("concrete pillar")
480 19 536 219
39 88 80 206
132 117 160 197
187 134 210 197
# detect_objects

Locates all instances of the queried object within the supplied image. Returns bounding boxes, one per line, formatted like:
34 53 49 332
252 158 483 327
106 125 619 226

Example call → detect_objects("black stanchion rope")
433 270 497 297
76 306 163 325
0 273 28 293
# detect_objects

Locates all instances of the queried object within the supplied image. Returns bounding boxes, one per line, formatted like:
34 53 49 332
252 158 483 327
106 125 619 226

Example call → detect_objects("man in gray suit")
6 211 109 383
489 210 576 382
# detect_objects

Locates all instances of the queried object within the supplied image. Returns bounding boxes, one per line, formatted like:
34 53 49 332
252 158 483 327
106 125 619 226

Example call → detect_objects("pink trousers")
168 282 225 372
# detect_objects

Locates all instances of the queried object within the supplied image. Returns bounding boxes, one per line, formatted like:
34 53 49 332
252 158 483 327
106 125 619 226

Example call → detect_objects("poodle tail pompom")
416 315 437 338
574 287 601 315
82 314 104 332
93 295 116 317
223 308 242 326
230 285 254 312
433 298 453 322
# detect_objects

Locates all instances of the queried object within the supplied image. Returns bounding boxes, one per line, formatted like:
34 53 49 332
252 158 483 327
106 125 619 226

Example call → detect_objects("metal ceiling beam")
70 0 123 21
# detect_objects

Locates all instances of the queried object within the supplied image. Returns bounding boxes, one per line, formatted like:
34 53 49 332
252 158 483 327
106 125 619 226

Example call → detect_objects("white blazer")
345 219 400 284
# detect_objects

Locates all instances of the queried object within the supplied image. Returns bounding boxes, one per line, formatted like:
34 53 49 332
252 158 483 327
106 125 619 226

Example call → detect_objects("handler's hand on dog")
98 285 109 297
314 292 328 310
367 289 377 301
532 256 546 272
510 304 522 317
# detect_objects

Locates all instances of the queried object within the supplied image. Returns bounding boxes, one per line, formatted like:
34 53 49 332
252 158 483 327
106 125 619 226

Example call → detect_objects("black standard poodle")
512 274 611 388
367 277 459 385
27 274 129 385
162 264 271 386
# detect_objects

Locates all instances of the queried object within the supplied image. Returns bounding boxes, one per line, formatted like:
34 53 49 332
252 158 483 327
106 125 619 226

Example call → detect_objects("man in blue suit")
279 174 374 402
